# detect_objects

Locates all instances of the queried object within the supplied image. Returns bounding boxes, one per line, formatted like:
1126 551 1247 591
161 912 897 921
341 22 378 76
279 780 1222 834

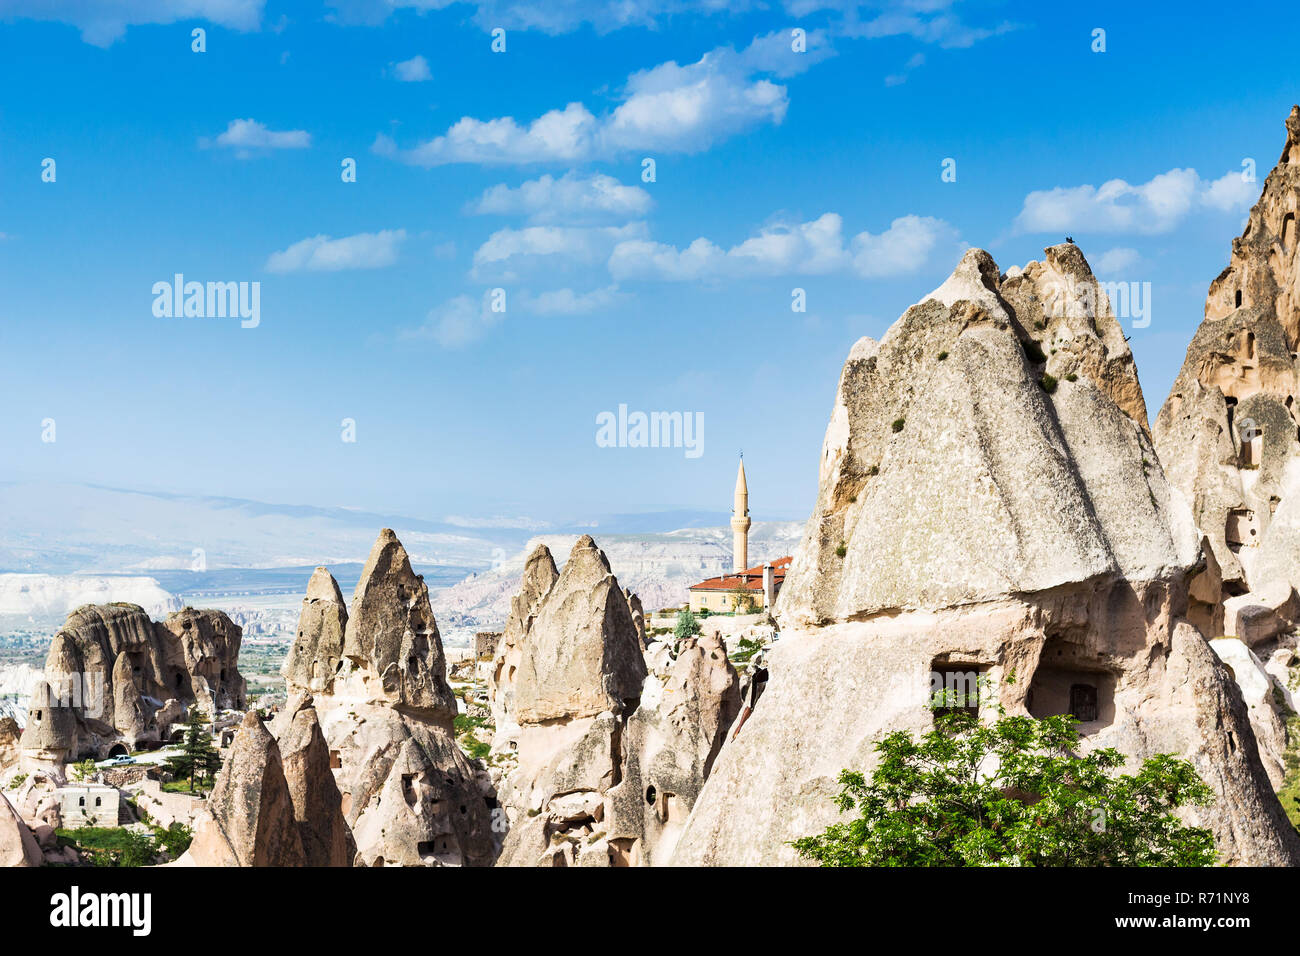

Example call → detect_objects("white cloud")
203 118 311 154
392 54 432 81
0 0 263 46
403 291 503 348
1201 169 1260 211
472 222 648 278
375 102 597 166
1092 247 1143 275
518 285 623 315
1014 167 1259 235
470 172 652 224
608 212 960 281
838 7 1020 49
375 45 789 166
884 52 925 86
327 0 729 35
265 230 407 272
601 50 788 154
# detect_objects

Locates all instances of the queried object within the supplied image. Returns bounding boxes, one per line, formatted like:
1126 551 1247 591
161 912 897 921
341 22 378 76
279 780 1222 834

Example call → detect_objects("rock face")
277 696 354 867
184 712 306 867
1152 106 1300 794
488 543 558 748
492 537 735 866
281 568 347 695
673 244 1300 867
0 717 20 774
0 790 42 867
283 531 499 867
342 529 457 722
18 680 79 780
513 536 647 725
1155 106 1300 599
25 603 245 760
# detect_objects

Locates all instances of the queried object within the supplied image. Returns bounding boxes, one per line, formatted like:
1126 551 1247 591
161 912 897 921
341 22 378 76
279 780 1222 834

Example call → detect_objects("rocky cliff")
280 529 498 867
673 243 1300 866
1155 107 1300 605
21 602 245 763
493 536 738 866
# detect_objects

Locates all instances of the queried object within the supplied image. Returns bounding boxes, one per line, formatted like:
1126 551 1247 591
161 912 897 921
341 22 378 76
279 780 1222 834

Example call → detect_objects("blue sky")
1 0 1297 529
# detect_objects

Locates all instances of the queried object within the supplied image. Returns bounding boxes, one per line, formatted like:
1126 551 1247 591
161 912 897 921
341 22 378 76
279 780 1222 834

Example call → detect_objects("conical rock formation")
673 244 1299 866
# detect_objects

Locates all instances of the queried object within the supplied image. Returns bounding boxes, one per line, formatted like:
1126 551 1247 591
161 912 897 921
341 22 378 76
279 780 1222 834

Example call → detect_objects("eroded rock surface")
492 537 734 866
673 244 1300 867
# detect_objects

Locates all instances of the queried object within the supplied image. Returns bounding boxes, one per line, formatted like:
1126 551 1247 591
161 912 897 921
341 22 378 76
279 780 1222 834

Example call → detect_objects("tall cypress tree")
164 707 222 792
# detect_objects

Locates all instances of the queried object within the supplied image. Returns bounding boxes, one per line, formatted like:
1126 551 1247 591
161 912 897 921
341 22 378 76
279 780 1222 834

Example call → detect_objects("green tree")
729 584 758 614
674 608 701 645
792 710 1216 867
164 708 222 793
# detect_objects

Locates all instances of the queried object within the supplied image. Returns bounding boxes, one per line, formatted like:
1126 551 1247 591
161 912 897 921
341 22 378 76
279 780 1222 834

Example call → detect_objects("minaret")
731 455 750 573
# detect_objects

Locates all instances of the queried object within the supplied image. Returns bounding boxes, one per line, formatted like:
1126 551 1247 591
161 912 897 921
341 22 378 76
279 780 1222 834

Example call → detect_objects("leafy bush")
791 711 1216 867
891 418 905 433
1039 373 1058 394
57 827 160 867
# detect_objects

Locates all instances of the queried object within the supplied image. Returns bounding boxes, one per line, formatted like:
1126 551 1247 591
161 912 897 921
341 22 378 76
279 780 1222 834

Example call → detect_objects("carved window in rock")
1070 684 1098 722
1226 508 1259 552
329 749 342 770
1240 429 1262 468
1283 213 1296 254
931 666 982 718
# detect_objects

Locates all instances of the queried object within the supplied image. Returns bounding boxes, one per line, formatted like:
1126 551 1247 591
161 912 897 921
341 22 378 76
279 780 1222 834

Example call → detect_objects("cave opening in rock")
930 662 985 718
1027 639 1116 733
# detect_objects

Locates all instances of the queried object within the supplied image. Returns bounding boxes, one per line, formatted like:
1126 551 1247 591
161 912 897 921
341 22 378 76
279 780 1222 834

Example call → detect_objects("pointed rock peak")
354 528 415 596
240 710 266 732
1286 104 1300 152
523 542 558 579
342 528 455 721
1043 241 1096 281
923 247 1006 315
305 567 344 603
847 336 878 362
568 534 611 573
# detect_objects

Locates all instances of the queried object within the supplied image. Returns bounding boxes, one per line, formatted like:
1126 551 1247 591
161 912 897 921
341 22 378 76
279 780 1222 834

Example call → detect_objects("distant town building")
688 557 792 613
475 631 500 661
688 456 791 612
55 782 121 827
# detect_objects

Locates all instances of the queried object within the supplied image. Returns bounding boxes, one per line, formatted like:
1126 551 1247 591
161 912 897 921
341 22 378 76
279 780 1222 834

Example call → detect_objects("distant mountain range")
432 523 804 635
0 481 807 643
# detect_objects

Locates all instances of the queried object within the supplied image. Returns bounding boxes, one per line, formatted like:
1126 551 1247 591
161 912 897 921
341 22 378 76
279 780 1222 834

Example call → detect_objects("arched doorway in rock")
106 743 129 758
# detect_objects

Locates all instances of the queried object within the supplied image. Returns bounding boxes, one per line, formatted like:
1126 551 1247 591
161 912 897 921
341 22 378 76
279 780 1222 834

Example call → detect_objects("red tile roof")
688 556 793 592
